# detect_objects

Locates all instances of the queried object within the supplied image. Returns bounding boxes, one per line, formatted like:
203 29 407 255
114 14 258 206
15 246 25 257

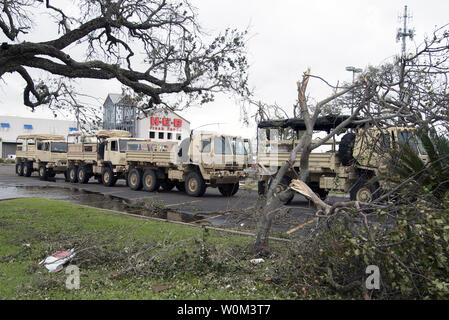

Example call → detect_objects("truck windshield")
397 130 428 155
214 136 232 155
51 142 68 153
232 138 247 155
119 139 133 153
415 135 428 155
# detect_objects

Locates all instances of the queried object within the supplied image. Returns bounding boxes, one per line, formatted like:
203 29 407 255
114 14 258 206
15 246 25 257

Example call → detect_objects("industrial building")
0 115 77 158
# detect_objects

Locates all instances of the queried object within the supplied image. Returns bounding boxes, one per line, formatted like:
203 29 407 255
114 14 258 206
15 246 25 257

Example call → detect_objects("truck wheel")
102 167 117 187
175 181 185 192
38 164 48 181
142 169 159 192
160 180 175 192
350 178 380 203
23 162 32 177
64 171 69 182
96 176 102 184
68 166 78 183
128 168 143 191
47 170 56 178
218 183 239 197
338 132 356 166
77 166 90 184
17 162 24 176
185 172 206 197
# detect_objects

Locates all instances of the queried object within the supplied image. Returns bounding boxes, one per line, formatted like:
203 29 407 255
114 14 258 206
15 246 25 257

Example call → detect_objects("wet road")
0 163 347 235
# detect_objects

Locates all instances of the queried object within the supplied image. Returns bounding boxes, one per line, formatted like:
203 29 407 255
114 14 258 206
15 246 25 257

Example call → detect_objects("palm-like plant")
387 130 449 202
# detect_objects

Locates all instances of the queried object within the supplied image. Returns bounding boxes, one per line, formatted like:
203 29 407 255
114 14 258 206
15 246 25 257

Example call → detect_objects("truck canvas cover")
96 130 132 138
16 134 65 141
257 115 364 133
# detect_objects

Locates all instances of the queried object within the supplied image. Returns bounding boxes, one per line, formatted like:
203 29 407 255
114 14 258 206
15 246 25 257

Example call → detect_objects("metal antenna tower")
396 5 414 57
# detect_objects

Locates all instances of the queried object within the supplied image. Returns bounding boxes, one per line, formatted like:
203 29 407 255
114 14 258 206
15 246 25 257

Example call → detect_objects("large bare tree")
0 0 249 112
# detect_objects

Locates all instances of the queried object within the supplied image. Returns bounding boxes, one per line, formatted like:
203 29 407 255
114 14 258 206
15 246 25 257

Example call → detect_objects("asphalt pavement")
0 163 348 235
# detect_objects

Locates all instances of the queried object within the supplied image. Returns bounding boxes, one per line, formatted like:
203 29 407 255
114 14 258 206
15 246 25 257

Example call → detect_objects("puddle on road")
0 185 208 225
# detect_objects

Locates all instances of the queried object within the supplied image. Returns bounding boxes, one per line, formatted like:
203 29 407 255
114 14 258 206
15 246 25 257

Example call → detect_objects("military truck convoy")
15 130 250 197
257 115 428 203
15 115 425 203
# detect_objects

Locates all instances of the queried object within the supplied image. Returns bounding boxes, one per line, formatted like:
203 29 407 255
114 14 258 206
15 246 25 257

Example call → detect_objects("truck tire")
160 180 175 192
17 162 24 176
77 166 90 184
23 162 32 177
185 172 206 197
218 183 239 197
68 166 78 183
64 171 69 182
175 181 185 192
38 164 48 181
338 132 356 166
47 170 56 178
142 169 159 192
349 178 380 203
102 167 117 187
128 168 143 191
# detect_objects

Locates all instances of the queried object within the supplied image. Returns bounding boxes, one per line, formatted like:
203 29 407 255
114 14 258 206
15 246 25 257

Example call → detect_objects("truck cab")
15 134 68 179
177 133 250 196
352 127 429 170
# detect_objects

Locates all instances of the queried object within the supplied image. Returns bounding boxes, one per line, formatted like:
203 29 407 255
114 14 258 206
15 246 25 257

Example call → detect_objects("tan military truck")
257 115 428 203
66 130 145 186
15 134 68 180
125 133 250 197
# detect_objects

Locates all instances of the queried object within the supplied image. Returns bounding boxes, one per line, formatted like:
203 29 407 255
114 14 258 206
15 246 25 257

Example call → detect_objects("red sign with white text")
150 116 183 132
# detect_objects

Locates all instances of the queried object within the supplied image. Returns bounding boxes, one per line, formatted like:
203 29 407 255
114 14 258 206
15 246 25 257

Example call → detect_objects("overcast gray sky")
1 0 449 139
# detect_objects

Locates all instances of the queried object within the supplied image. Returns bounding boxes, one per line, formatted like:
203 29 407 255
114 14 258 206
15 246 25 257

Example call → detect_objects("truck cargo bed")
258 152 339 172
